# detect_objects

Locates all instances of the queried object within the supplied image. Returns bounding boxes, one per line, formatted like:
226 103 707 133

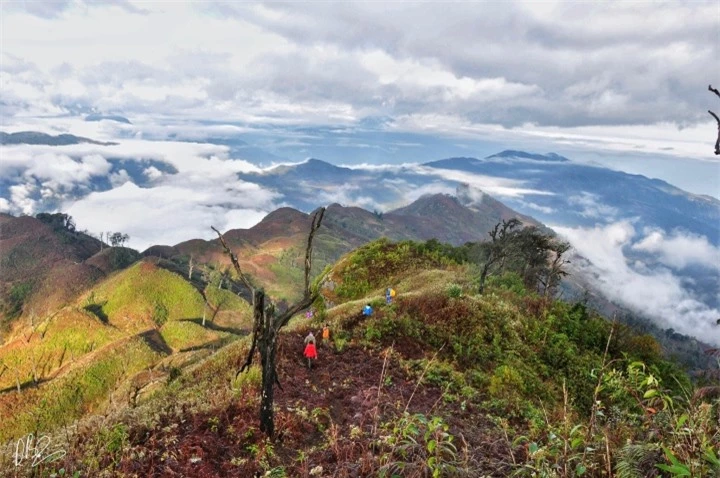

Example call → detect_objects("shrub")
446 283 462 298
152 301 169 327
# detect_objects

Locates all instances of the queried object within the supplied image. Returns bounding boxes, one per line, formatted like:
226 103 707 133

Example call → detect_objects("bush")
152 301 169 327
446 283 462 298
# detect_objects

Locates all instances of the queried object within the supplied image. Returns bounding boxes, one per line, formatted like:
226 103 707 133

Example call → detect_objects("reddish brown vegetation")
42 331 512 477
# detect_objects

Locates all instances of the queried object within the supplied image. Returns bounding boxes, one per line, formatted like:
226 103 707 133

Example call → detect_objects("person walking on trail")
362 304 373 316
385 287 396 305
322 324 330 344
304 331 317 369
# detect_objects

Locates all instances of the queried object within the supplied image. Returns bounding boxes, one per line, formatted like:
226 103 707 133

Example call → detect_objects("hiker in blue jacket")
362 304 373 316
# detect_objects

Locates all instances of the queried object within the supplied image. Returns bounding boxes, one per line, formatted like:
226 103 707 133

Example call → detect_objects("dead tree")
212 207 326 437
709 85 720 155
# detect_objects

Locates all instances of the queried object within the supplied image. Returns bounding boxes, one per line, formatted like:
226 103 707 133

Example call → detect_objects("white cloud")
568 192 618 219
67 181 276 250
555 221 720 345
143 166 163 181
517 200 555 215
23 153 112 190
0 137 280 248
419 165 554 198
632 228 720 270
402 182 457 205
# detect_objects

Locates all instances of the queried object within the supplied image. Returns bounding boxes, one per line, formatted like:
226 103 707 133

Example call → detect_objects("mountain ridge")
0 130 116 146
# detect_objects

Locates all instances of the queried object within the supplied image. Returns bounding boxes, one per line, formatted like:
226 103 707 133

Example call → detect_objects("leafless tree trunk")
212 207 326 437
218 268 227 289
188 255 194 280
709 85 720 155
30 351 40 386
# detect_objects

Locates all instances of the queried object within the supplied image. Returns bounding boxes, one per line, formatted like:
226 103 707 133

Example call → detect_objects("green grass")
266 261 304 301
90 261 205 327
332 239 455 300
0 335 162 441
204 286 250 313
0 309 121 391
160 320 222 351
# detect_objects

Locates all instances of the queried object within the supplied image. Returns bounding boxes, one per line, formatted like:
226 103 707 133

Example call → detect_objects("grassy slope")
91 261 205 329
0 259 253 445
7 239 716 477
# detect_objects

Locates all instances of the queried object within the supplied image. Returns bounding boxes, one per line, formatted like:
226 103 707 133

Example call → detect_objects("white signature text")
14 433 66 467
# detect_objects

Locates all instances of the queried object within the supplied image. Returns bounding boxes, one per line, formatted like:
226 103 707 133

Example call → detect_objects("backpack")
390 288 396 297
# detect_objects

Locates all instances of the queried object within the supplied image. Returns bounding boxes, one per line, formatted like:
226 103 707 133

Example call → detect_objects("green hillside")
0 258 253 448
89 260 206 329
5 239 716 477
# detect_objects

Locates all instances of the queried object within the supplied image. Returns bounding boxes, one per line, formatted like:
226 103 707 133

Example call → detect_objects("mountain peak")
423 157 481 168
486 150 569 162
259 207 308 224
390 193 465 217
297 158 350 172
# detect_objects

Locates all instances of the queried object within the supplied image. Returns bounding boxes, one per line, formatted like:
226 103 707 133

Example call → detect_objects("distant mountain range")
0 193 533 326
0 131 117 146
238 152 720 328
240 152 719 244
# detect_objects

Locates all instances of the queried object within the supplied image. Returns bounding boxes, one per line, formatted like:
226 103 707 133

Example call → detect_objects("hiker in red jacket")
304 331 317 369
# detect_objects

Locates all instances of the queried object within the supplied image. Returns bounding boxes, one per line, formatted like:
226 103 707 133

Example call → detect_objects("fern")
615 443 661 478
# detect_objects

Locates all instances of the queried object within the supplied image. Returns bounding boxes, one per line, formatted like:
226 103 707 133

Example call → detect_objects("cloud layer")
2 1 719 159
0 138 277 249
555 221 720 345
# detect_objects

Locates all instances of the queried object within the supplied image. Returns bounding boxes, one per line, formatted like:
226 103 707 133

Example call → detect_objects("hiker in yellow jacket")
385 287 396 305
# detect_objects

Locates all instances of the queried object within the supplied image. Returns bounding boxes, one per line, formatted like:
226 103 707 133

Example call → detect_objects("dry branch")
709 110 720 155
210 226 254 291
710 84 720 99
709 85 720 155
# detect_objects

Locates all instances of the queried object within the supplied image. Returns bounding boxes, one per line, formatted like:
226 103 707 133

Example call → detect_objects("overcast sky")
2 1 720 166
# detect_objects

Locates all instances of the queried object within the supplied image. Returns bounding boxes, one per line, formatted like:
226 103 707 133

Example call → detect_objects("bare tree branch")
710 84 720 99
274 208 325 329
211 226 254 292
238 290 264 374
709 86 720 155
709 110 720 155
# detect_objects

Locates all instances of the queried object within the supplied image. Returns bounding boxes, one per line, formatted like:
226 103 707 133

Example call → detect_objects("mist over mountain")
233 152 720 344
1 136 717 344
